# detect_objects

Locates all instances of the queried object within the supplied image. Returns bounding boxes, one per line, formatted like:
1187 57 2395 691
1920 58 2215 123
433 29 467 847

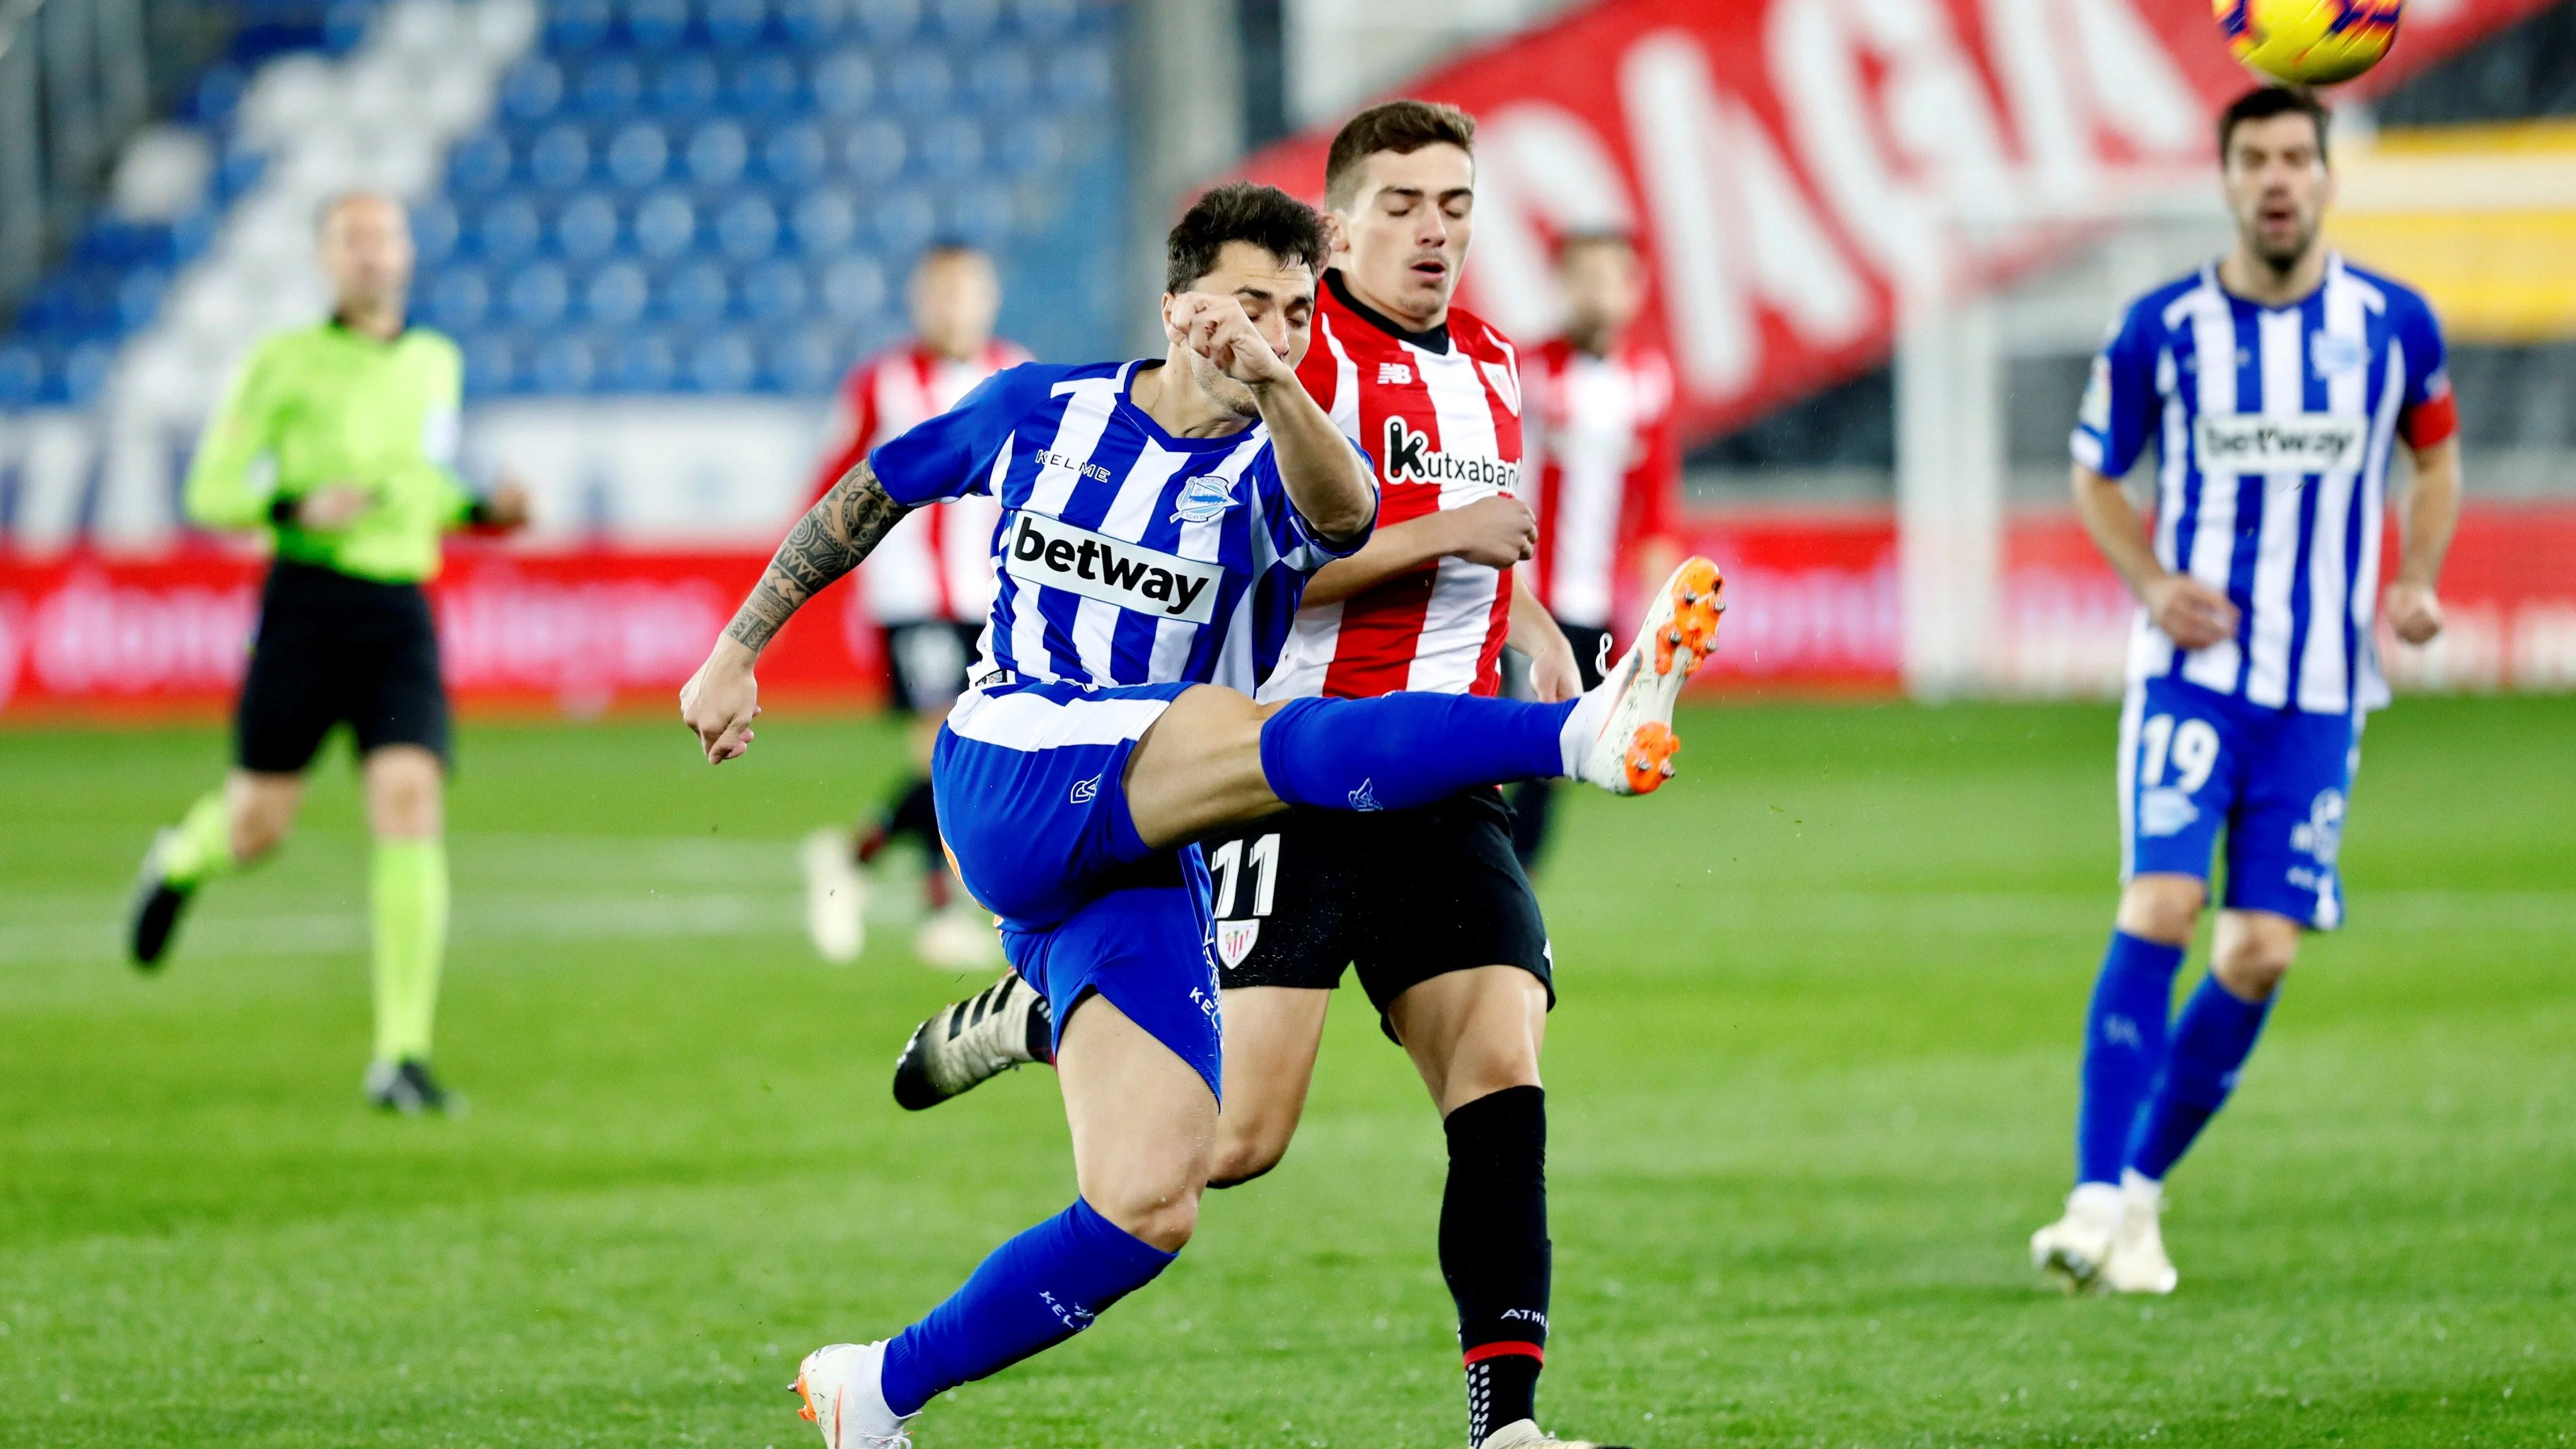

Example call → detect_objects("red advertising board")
1235 0 2558 444
6 505 2570 719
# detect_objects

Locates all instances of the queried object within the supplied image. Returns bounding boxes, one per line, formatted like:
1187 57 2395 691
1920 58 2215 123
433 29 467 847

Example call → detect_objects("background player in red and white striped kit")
800 243 1030 970
1509 230 1683 870
893 103 1657 1449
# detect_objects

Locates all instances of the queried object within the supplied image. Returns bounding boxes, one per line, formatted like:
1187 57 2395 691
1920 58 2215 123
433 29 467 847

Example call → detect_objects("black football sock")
1441 1084 1550 1446
884 777 941 847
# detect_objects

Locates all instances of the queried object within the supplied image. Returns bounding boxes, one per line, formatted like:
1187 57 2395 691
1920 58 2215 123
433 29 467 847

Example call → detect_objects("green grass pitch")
2 697 2570 1447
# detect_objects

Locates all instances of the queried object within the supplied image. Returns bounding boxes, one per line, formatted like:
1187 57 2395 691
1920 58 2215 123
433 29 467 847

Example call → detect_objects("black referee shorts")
879 619 983 716
235 560 450 774
1204 788 1553 1041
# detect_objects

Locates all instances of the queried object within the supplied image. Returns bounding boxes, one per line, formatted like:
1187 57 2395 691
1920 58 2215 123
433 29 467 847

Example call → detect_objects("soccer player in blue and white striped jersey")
677 183 1724 1446
2032 88 2463 1296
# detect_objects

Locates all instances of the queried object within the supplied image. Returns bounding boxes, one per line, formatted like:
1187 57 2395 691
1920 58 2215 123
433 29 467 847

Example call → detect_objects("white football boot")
791 1340 913 1448
802 828 867 965
1563 557 1724 796
914 903 1003 970
2028 1180 2125 1291
1479 1419 1632 1449
2100 1172 2180 1295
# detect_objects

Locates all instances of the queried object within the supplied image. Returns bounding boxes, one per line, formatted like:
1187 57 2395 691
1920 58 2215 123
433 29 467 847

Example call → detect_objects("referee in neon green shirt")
128 192 528 1114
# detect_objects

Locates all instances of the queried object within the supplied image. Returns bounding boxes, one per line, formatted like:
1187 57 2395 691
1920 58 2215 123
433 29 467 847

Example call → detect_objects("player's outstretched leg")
796 990 1209 1446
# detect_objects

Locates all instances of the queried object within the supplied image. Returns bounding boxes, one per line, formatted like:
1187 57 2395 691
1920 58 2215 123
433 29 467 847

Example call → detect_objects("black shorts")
235 560 450 774
879 620 983 715
1204 788 1553 1038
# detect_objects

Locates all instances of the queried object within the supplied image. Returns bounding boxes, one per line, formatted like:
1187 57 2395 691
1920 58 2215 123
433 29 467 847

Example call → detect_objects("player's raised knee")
1090 1177 1204 1253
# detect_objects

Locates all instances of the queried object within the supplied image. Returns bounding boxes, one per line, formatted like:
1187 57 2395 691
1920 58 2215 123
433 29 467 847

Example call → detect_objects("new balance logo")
1005 511 1221 623
1376 362 1413 385
1348 779 1384 811
1381 416 1519 490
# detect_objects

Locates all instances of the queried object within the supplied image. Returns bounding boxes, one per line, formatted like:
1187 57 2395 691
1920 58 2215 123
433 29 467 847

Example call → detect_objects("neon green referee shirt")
184 319 475 585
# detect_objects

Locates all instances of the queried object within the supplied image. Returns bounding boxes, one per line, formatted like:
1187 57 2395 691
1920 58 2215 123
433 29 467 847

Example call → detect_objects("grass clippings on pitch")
1 697 2570 1447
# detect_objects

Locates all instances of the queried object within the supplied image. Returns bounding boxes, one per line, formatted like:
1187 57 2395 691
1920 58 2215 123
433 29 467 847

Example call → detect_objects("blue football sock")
879 1197 1175 1416
2125 975 2273 1183
1258 693 1576 814
2075 931 2185 1185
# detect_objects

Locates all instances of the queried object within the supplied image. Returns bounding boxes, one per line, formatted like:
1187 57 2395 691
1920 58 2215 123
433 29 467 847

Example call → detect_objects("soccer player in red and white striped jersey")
1511 230 1684 869
801 244 1030 970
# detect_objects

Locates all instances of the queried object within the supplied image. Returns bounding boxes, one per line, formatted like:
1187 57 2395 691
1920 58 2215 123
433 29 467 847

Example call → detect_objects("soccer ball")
2215 0 2402 87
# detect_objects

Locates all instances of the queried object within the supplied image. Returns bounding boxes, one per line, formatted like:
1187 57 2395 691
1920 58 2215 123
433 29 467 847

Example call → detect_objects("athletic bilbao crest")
1216 918 1262 968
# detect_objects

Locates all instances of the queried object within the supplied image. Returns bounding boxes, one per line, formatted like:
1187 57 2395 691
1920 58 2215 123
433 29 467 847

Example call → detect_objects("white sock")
1557 683 1614 777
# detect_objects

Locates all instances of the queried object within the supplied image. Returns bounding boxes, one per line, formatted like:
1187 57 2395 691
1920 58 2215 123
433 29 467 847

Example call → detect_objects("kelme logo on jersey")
1381 416 1519 490
1004 511 1221 623
2195 414 2368 475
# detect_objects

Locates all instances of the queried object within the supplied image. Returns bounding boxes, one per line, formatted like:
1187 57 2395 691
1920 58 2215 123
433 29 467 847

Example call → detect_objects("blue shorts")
2118 674 2362 930
933 679 1222 1098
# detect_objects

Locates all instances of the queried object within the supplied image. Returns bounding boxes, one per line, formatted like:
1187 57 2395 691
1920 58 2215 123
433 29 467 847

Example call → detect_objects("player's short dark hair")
2218 86 2330 164
1165 182 1330 294
1324 99 1477 210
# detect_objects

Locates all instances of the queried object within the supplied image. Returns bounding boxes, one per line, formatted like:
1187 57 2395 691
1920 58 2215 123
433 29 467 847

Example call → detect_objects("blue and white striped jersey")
870 359 1374 693
2072 254 2455 716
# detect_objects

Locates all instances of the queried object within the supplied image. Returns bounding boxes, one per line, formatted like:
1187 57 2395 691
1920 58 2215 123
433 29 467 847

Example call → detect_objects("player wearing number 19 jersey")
2031 89 2463 1296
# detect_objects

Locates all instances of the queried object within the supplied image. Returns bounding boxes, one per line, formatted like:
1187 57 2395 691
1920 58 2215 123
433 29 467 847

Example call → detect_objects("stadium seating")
0 0 1123 408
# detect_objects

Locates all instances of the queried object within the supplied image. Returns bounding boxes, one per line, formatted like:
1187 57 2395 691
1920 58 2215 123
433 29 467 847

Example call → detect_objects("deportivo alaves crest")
1170 472 1240 524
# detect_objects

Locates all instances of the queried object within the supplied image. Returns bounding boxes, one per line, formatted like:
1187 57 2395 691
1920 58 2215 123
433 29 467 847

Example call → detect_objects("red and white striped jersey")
1521 336 1680 631
810 338 1030 624
1259 271 1525 700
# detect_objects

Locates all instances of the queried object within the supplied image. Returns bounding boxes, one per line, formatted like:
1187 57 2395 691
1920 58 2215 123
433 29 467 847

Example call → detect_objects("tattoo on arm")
723 460 911 653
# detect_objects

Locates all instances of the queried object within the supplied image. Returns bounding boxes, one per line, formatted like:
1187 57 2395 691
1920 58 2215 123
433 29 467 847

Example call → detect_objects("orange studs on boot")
1623 721 1680 794
1655 558 1726 676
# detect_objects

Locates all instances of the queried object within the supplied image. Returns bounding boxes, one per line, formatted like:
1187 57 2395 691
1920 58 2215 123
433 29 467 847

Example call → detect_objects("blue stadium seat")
705 0 770 50
819 253 885 321
870 189 934 253
0 345 42 407
322 0 376 54
762 123 829 187
547 0 614 52
508 264 572 327
916 115 980 178
501 57 565 121
655 54 721 114
609 331 677 389
686 121 749 187
938 182 1009 249
930 0 999 44
852 0 918 44
62 341 114 404
187 64 251 126
634 190 697 258
716 194 780 262
450 131 514 192
663 261 731 324
887 50 952 116
117 269 170 331
690 331 758 391
627 0 692 51
741 258 808 322
996 115 1059 175
789 188 857 254
779 0 841 47
765 326 842 393
479 198 543 263
606 122 671 188
428 269 492 332
585 262 651 326
464 333 518 396
841 118 904 186
812 49 874 117
578 58 645 116
1008 0 1074 40
532 333 599 392
961 47 1030 113
412 199 462 265
731 52 802 114
530 124 593 189
1045 43 1110 109
557 193 621 261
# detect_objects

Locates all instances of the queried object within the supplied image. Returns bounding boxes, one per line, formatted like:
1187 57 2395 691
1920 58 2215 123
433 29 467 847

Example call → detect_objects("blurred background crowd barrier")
4 0 2575 716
